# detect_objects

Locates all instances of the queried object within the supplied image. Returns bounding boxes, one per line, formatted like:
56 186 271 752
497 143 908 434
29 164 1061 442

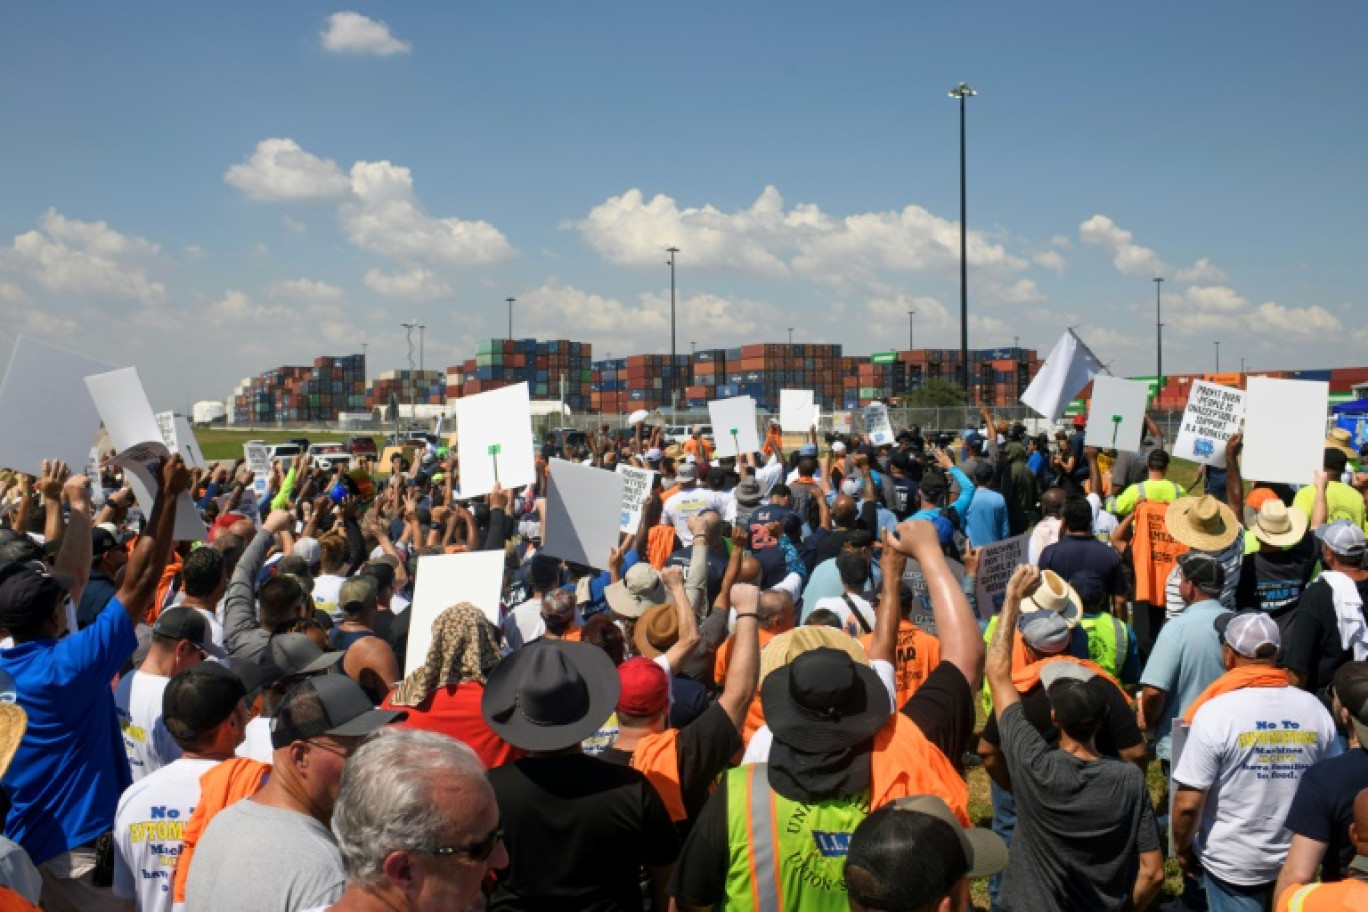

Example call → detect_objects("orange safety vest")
859 622 942 709
1277 878 1368 911
1131 501 1189 604
171 758 271 903
647 524 677 570
628 730 688 822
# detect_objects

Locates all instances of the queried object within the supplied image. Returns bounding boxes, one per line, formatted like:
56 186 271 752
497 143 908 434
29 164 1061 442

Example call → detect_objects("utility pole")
667 246 680 415
908 310 915 351
506 297 515 340
949 81 977 400
1154 277 1164 396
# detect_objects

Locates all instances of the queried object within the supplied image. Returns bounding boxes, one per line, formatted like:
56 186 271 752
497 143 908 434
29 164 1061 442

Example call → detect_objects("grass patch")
189 428 380 462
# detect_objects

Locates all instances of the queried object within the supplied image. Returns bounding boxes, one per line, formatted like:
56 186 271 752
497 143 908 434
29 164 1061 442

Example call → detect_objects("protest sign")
1242 378 1328 486
455 382 535 497
404 550 506 675
154 411 206 469
85 447 101 487
1084 377 1150 453
901 558 968 636
244 443 271 502
542 459 623 569
0 336 114 476
1132 501 1189 604
708 396 762 458
1173 381 1245 468
973 534 1029 617
862 402 895 446
616 464 656 535
779 390 818 433
1021 330 1104 420
85 367 205 541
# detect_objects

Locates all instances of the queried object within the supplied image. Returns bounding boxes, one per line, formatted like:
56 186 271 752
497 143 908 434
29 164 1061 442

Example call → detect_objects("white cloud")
3 209 165 304
363 266 452 301
1079 214 1167 277
282 215 307 234
574 185 1029 286
206 289 292 327
1252 301 1341 337
982 278 1046 306
1032 250 1066 274
1175 257 1227 284
0 282 31 305
265 277 346 304
320 12 411 56
224 138 350 203
341 160 514 266
1048 235 1072 249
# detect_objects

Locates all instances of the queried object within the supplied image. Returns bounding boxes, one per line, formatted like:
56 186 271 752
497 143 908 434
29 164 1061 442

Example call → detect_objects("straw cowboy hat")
0 703 27 779
1326 428 1358 460
1249 499 1308 549
1021 569 1082 628
1167 494 1241 552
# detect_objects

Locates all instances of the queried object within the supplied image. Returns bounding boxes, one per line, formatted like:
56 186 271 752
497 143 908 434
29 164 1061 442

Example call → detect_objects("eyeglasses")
430 827 504 863
304 738 358 759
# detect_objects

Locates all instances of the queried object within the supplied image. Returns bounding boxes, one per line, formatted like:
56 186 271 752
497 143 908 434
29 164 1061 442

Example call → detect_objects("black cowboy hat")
481 639 620 751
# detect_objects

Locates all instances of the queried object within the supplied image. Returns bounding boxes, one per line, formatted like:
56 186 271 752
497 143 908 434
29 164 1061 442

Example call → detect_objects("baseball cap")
831 441 847 454
1215 610 1281 659
162 663 247 743
676 463 698 484
1177 551 1226 595
266 632 344 677
91 527 123 558
645 447 664 463
840 477 863 497
1332 662 1368 748
270 675 406 750
798 444 818 456
1017 610 1071 655
845 795 1007 910
1316 521 1368 560
152 606 222 658
292 537 321 566
616 657 669 716
964 431 984 450
0 561 70 632
1040 660 1097 689
338 577 378 615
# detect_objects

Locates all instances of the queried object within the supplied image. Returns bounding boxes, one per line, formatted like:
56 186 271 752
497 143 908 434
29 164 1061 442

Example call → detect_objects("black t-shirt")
665 546 729 608
669 663 976 907
749 504 800 545
1284 575 1368 702
600 702 742 827
1235 535 1318 628
889 476 919 520
808 528 854 569
979 678 1143 759
489 753 680 912
1284 746 1368 882
1037 535 1126 597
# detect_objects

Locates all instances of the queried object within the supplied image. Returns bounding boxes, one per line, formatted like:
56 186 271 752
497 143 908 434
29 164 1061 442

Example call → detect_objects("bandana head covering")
390 603 501 707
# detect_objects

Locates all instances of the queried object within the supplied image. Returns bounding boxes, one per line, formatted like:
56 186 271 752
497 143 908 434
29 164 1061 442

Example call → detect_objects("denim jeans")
988 780 1016 911
1203 873 1272 912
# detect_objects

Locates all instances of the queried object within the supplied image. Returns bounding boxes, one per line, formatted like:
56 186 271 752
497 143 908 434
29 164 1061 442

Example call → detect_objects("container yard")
231 354 366 425
450 339 593 411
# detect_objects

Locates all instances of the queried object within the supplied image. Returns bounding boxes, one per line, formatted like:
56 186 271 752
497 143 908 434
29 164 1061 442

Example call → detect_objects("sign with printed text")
155 411 206 469
244 443 271 501
1173 381 1245 469
902 558 968 635
616 464 656 535
862 402 895 446
973 534 1029 617
1132 501 1189 605
1242 378 1329 486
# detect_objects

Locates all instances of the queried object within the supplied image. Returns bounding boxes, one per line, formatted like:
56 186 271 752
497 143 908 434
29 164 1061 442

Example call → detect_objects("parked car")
286 437 310 453
345 435 379 457
544 428 587 451
308 442 353 472
265 443 302 461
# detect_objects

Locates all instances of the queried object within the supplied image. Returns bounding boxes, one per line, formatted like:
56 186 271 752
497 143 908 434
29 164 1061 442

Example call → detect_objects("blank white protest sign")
542 458 624 570
0 336 114 475
1084 377 1150 453
708 396 761 458
779 390 817 433
405 550 507 675
455 382 535 497
1242 378 1328 486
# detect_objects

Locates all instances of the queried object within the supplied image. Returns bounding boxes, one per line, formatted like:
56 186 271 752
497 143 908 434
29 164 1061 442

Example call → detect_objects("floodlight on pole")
948 81 977 402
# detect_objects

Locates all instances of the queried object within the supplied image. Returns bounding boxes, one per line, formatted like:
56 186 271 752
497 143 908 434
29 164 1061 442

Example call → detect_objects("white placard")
542 459 624 570
863 402 895 446
0 336 114 476
1173 381 1246 469
780 390 818 433
244 444 271 502
155 411 206 469
616 464 657 535
1084 377 1150 453
455 382 536 497
708 396 762 458
405 550 507 675
86 368 206 541
1242 378 1328 486
973 534 1029 616
85 447 101 487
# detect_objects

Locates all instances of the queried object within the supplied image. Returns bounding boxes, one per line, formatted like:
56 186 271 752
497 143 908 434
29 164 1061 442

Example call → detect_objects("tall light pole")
690 341 696 356
505 297 515 340
1154 277 1164 397
949 81 976 401
908 310 915 351
788 327 794 346
417 324 426 373
667 246 680 411
1215 341 1221 372
1240 357 1246 375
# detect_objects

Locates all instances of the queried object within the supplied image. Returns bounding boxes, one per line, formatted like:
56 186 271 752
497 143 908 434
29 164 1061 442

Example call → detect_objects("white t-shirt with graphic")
810 594 876 639
1172 684 1341 886
113 757 217 912
115 671 181 782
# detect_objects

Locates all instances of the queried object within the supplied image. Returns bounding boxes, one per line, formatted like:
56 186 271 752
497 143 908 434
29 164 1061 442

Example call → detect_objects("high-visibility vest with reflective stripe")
1079 613 1127 680
1280 878 1368 911
721 764 868 912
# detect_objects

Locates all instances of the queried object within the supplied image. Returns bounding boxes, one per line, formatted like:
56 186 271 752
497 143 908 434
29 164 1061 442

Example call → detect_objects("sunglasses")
430 827 504 863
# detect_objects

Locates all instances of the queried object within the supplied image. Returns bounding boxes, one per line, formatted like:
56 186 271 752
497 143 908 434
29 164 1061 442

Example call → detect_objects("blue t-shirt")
584 549 640 618
1 596 136 865
1139 598 1228 761
1284 746 1368 882
964 488 1010 548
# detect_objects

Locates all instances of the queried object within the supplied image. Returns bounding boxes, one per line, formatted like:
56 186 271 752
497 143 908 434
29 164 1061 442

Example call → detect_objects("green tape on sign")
730 428 738 435
488 444 502 455
1111 415 1122 423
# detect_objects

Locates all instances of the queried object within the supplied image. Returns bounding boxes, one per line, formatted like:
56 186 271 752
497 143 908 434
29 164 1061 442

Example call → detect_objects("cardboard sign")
780 390 818 433
85 367 206 541
244 443 271 502
456 382 536 497
863 402 895 447
404 550 506 675
973 534 1029 617
542 459 623 570
0 336 115 476
707 396 762 458
1084 377 1150 453
616 464 656 535
1173 381 1246 469
1132 501 1189 605
1242 378 1329 486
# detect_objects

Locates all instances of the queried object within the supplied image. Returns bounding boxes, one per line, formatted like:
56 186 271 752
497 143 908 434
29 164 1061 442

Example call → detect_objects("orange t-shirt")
684 438 714 462
715 627 779 745
860 621 941 709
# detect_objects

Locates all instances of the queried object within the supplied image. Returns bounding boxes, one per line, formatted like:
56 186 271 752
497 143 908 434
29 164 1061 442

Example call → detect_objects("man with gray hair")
312 730 506 912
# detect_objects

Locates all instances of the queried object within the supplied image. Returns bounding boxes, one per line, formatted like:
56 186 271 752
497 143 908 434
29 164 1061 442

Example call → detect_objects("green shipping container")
870 352 897 365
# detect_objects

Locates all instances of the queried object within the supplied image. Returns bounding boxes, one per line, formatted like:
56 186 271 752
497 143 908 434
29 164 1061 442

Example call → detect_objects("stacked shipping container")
454 339 593 410
590 354 690 413
231 354 366 424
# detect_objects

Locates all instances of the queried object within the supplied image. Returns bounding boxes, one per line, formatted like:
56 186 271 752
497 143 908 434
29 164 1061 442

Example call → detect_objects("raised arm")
39 460 67 549
223 510 290 651
1224 433 1245 516
54 471 94 607
658 565 700 673
716 583 761 730
890 518 983 688
114 456 191 626
986 564 1037 719
870 532 906 666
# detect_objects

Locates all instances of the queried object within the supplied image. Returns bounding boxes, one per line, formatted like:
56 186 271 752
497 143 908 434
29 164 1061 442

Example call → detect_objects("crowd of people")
1 406 1368 911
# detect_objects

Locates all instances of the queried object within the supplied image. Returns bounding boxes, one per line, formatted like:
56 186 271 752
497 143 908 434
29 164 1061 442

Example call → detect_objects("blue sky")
1 2 1364 408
